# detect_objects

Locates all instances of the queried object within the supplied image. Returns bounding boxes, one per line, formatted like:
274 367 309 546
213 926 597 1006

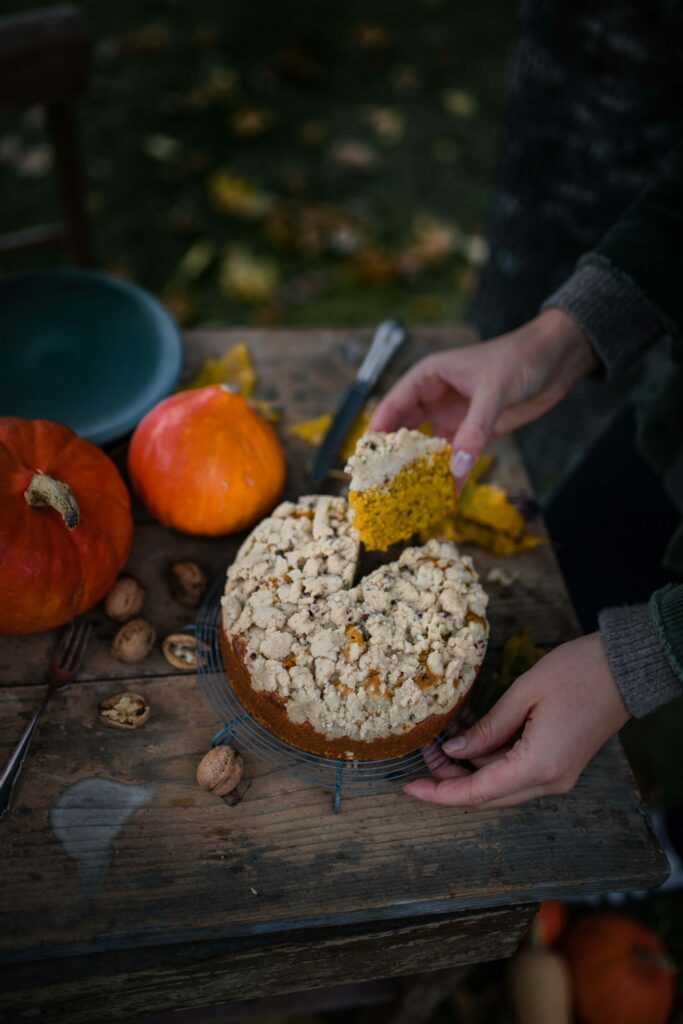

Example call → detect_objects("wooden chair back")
0 5 93 265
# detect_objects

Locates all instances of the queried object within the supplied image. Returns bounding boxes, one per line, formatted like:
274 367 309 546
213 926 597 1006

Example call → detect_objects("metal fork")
0 619 92 819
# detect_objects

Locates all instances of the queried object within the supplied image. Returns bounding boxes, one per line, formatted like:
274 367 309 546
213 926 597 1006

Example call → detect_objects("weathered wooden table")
0 327 668 1024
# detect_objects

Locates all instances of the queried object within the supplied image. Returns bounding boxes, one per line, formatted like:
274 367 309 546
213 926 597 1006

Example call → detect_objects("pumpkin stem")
24 471 80 530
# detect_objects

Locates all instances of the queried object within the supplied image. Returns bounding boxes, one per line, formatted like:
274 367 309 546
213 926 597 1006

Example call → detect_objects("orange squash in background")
564 913 675 1024
127 385 286 536
0 417 133 635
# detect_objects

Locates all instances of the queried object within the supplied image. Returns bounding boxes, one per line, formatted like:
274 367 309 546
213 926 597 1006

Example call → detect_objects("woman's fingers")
403 745 539 807
449 384 504 485
442 684 533 760
369 359 443 432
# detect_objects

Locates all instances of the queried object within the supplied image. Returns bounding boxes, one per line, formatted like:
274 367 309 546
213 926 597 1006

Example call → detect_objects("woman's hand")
370 308 599 486
404 634 630 808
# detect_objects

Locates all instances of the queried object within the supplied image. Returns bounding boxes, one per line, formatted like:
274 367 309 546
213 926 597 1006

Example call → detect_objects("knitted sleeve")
599 587 683 717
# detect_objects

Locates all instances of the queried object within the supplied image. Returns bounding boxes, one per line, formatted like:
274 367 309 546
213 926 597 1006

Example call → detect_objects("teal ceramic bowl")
0 270 183 444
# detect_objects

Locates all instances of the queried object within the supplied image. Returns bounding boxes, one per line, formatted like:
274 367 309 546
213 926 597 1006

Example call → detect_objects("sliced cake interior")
345 428 455 551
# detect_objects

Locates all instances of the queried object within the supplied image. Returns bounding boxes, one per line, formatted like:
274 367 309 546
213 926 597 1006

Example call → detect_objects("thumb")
449 385 502 486
442 685 532 759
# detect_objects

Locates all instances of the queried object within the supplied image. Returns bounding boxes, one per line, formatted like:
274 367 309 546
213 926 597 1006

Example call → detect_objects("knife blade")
309 319 407 485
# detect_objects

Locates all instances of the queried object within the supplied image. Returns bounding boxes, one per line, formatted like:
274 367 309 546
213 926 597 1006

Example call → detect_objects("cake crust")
220 631 471 760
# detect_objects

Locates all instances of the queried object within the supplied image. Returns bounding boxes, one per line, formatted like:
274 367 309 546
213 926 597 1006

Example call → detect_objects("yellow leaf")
499 629 546 689
218 247 280 303
250 398 281 423
208 173 272 219
182 342 256 394
288 414 332 445
470 629 545 717
338 400 377 462
421 455 544 556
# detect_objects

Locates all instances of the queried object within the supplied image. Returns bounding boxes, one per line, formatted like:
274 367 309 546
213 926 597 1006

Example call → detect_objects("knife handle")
357 319 407 389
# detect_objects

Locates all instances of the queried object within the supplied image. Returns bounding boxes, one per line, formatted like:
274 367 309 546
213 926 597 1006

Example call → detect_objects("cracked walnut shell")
98 691 150 729
196 746 243 797
162 633 197 670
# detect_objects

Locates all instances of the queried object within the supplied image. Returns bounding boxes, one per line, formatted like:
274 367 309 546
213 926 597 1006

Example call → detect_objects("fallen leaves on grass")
125 23 170 54
364 106 405 145
162 283 196 325
176 240 215 281
181 67 237 110
219 247 280 303
230 106 273 137
442 89 478 118
328 139 380 171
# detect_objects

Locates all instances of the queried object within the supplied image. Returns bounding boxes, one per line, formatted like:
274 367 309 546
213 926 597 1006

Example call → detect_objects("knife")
309 319 407 485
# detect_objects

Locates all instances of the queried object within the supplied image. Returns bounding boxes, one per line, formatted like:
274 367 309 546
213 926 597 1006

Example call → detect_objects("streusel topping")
345 428 448 491
222 495 488 743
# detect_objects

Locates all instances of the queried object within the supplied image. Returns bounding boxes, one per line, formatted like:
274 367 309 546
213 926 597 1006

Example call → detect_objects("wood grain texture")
0 673 667 961
0 907 532 1023
0 327 664 1018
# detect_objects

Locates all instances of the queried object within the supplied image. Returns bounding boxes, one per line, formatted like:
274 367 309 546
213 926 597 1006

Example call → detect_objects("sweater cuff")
599 603 683 718
650 585 683 686
541 259 665 379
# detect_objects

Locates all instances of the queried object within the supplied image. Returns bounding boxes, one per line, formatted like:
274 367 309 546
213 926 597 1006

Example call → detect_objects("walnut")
196 746 243 797
169 561 208 608
162 633 197 670
104 577 145 622
98 691 150 729
111 617 156 663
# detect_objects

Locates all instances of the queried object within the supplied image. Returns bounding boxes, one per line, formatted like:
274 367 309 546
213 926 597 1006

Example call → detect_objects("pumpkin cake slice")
345 428 455 551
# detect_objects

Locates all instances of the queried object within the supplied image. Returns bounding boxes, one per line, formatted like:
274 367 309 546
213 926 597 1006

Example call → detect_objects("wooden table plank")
0 673 666 960
0 907 533 1024
0 326 664 1021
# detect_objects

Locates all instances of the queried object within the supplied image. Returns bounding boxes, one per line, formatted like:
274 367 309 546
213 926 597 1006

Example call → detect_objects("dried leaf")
181 67 236 109
422 456 544 555
328 139 379 171
218 247 280 303
364 106 404 145
177 240 215 281
143 134 180 162
470 629 546 718
288 414 332 445
230 106 273 137
442 89 478 118
353 22 393 49
183 342 256 394
125 23 170 54
208 172 273 219
162 284 196 325
249 398 281 423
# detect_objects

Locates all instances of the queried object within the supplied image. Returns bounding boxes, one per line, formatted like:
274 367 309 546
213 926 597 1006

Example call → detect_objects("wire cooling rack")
194 584 452 813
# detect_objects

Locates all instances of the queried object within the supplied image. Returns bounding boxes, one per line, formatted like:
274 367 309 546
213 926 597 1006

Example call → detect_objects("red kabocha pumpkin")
127 385 286 536
0 418 133 635
564 913 675 1024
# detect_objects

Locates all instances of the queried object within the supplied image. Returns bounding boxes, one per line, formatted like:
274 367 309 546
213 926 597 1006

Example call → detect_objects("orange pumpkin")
127 385 286 536
564 913 675 1024
0 418 133 635
532 900 568 947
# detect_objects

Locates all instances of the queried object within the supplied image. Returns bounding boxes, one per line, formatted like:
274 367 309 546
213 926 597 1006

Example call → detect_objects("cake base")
220 630 473 761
